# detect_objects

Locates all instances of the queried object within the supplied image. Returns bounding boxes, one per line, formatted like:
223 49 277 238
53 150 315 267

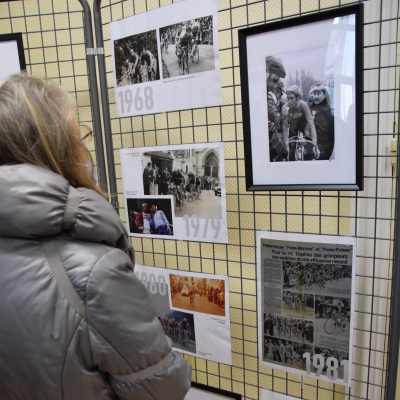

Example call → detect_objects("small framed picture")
239 5 363 191
0 33 26 85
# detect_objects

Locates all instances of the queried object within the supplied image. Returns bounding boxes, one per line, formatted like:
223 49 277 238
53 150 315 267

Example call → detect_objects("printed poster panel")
120 142 228 244
257 231 355 387
110 0 222 117
135 264 232 365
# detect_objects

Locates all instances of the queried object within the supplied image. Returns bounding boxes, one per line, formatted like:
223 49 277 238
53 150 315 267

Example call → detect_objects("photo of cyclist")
159 16 216 78
114 29 160 86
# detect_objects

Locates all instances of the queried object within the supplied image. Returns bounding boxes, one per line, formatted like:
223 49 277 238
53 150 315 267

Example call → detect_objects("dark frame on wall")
0 32 26 72
190 382 242 399
238 4 363 191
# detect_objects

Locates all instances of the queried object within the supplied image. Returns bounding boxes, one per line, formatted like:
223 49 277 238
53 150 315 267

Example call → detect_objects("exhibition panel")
0 0 399 399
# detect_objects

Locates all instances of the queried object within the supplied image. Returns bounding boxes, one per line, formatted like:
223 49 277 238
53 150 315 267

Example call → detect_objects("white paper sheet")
0 40 22 85
120 142 228 244
109 0 222 117
261 389 297 400
135 264 232 365
257 231 356 387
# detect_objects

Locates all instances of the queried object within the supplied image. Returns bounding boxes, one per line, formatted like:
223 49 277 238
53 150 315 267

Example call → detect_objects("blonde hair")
0 74 104 196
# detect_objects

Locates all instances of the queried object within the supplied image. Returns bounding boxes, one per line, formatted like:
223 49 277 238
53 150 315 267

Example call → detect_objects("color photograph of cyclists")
126 198 173 236
158 311 196 353
282 291 314 317
282 260 352 296
114 29 160 86
159 16 215 78
141 147 222 219
169 274 225 317
314 347 349 379
264 314 314 344
314 295 351 340
265 46 335 162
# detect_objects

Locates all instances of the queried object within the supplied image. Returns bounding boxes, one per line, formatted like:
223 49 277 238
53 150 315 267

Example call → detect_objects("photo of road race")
264 314 314 344
114 29 160 86
169 274 225 317
265 47 335 162
159 311 196 353
141 147 222 219
159 16 215 78
314 295 351 340
127 198 173 236
282 291 314 317
282 260 352 296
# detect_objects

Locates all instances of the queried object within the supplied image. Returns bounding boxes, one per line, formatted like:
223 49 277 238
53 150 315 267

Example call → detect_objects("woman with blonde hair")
0 74 191 400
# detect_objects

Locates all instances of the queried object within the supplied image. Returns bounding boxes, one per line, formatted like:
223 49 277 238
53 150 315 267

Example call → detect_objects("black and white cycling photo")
141 147 222 219
114 29 160 86
314 295 351 340
265 47 335 162
159 16 215 78
282 291 314 317
282 260 352 296
264 314 314 344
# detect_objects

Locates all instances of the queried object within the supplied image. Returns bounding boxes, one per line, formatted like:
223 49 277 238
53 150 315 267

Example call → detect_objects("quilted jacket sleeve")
85 248 192 400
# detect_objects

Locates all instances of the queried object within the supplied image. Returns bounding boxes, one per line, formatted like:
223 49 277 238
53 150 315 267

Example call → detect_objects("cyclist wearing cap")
282 85 318 161
178 25 193 67
310 84 335 160
266 56 288 161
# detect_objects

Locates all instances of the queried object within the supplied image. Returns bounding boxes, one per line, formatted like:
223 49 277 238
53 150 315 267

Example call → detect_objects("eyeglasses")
80 125 93 143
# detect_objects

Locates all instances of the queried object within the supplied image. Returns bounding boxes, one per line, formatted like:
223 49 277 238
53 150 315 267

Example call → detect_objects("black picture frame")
190 382 242 399
0 32 26 76
238 5 363 191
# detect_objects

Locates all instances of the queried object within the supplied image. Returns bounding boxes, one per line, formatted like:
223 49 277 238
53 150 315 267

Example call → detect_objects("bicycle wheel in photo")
340 317 347 330
324 317 336 334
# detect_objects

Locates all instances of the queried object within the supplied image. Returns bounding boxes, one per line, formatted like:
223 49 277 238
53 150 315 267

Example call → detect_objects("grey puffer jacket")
0 164 191 400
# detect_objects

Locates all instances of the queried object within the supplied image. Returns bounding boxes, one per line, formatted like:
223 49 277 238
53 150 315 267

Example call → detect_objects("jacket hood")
0 164 134 262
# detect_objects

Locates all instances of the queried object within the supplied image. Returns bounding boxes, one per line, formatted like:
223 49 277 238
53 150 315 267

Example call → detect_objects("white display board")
135 264 232 365
109 0 222 117
257 231 355 387
120 142 228 244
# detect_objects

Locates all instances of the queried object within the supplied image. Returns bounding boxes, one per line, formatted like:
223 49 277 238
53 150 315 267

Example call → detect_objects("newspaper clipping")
257 232 355 387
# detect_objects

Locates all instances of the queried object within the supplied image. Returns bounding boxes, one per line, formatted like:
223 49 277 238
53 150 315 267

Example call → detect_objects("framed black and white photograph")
239 5 363 191
0 33 26 85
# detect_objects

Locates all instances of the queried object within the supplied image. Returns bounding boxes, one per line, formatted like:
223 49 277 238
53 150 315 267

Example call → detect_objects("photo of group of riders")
159 16 215 78
141 147 223 220
264 314 314 344
282 260 352 295
114 29 160 86
170 274 226 317
158 311 196 352
282 291 314 316
265 53 335 162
